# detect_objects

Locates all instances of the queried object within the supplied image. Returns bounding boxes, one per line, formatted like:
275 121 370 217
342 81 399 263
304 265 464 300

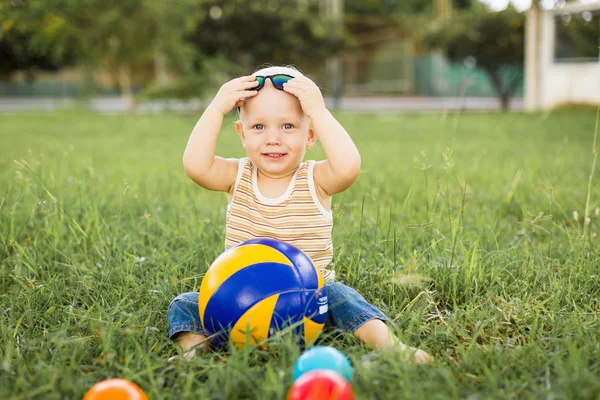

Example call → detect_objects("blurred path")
0 96 523 113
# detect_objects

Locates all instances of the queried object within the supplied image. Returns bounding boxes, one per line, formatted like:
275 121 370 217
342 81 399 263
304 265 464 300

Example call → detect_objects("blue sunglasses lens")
271 75 292 90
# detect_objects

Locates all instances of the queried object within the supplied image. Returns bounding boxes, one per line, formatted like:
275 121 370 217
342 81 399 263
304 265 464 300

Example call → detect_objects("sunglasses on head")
254 74 294 91
237 74 294 112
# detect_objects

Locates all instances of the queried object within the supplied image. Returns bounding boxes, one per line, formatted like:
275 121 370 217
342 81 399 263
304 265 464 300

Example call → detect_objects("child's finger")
238 90 259 97
285 79 310 89
240 80 260 89
294 78 320 92
289 76 313 86
230 76 256 85
283 82 306 93
282 84 297 94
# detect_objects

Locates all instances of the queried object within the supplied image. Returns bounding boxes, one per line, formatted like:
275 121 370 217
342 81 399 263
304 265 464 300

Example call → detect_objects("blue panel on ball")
269 291 304 341
305 286 328 325
203 261 300 337
240 238 320 290
207 325 229 349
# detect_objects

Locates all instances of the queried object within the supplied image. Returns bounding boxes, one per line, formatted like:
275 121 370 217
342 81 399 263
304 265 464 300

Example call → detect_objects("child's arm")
283 77 361 195
183 76 259 192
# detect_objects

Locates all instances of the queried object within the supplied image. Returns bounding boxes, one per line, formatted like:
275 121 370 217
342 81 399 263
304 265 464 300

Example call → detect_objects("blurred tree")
1 0 201 108
342 0 432 40
0 30 73 81
424 2 525 110
139 55 242 103
452 0 471 9
187 0 345 73
345 0 432 15
0 3 77 80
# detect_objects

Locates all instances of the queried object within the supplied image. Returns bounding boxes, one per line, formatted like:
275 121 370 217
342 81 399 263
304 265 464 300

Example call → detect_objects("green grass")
1 108 599 399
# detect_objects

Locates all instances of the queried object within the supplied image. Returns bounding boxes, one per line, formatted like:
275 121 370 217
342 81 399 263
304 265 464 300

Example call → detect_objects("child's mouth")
262 153 287 160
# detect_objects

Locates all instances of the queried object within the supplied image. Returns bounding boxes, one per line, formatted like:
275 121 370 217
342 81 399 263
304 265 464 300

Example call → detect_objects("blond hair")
252 64 304 77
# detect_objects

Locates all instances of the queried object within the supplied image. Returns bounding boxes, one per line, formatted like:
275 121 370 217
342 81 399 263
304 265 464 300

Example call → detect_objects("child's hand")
282 76 326 119
210 76 259 116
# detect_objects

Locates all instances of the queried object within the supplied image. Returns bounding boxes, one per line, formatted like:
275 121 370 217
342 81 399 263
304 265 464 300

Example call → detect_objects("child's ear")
306 125 316 149
235 120 246 148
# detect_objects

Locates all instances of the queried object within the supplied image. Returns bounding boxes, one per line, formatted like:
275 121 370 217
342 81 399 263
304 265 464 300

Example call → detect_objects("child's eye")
253 124 264 130
283 123 294 130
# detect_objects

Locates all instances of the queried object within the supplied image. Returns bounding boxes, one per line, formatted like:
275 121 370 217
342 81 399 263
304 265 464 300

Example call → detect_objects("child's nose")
264 128 282 145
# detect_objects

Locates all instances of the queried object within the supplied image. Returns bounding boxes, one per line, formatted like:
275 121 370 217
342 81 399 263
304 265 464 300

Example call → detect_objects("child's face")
235 80 315 178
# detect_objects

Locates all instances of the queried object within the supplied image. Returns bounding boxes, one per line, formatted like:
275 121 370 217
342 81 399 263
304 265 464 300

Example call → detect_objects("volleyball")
198 238 328 348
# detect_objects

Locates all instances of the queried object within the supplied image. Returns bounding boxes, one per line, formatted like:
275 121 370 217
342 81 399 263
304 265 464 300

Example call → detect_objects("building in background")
525 0 600 109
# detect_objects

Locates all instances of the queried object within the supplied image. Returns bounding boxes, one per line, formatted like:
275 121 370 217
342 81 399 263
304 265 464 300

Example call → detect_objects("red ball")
287 370 356 400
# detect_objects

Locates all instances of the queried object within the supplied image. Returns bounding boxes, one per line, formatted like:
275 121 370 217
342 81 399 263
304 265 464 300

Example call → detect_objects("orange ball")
83 378 148 400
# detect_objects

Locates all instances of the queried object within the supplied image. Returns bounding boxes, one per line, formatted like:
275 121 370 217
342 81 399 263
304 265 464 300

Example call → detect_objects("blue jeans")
167 281 389 340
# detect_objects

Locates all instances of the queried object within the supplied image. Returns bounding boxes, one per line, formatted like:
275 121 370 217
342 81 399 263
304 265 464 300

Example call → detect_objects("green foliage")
0 30 70 80
345 0 433 15
186 0 346 73
139 57 243 102
0 2 77 78
1 109 600 398
1 0 349 93
0 0 201 86
423 2 525 109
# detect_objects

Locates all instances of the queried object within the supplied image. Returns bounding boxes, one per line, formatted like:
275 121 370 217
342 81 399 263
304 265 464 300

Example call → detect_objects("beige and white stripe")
225 157 335 281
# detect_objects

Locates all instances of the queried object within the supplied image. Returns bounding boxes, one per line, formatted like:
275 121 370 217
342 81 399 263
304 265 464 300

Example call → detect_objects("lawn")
1 108 599 399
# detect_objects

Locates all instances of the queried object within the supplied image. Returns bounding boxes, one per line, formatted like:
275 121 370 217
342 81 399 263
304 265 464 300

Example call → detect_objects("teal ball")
293 346 353 382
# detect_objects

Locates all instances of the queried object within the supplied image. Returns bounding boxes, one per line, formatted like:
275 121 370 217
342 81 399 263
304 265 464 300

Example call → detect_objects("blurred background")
0 0 598 113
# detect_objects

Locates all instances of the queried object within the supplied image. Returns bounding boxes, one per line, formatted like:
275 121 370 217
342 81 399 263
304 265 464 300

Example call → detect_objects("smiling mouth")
262 153 287 159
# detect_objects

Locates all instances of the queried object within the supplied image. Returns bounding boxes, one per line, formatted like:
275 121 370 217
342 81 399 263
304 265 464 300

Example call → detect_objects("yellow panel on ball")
230 293 280 348
303 317 325 346
198 244 293 325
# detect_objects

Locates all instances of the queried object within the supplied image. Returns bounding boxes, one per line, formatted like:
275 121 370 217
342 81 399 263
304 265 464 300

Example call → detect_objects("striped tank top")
225 157 335 281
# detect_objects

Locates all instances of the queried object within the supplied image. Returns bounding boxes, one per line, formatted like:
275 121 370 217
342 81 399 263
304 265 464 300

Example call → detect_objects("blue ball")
293 346 353 382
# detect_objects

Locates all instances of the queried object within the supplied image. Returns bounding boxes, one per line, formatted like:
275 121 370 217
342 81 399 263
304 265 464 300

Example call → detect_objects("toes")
183 349 197 361
414 349 434 364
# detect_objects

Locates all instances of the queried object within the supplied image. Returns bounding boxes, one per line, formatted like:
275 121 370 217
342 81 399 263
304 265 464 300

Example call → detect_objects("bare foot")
168 348 197 363
412 348 434 364
169 332 210 362
361 344 434 367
